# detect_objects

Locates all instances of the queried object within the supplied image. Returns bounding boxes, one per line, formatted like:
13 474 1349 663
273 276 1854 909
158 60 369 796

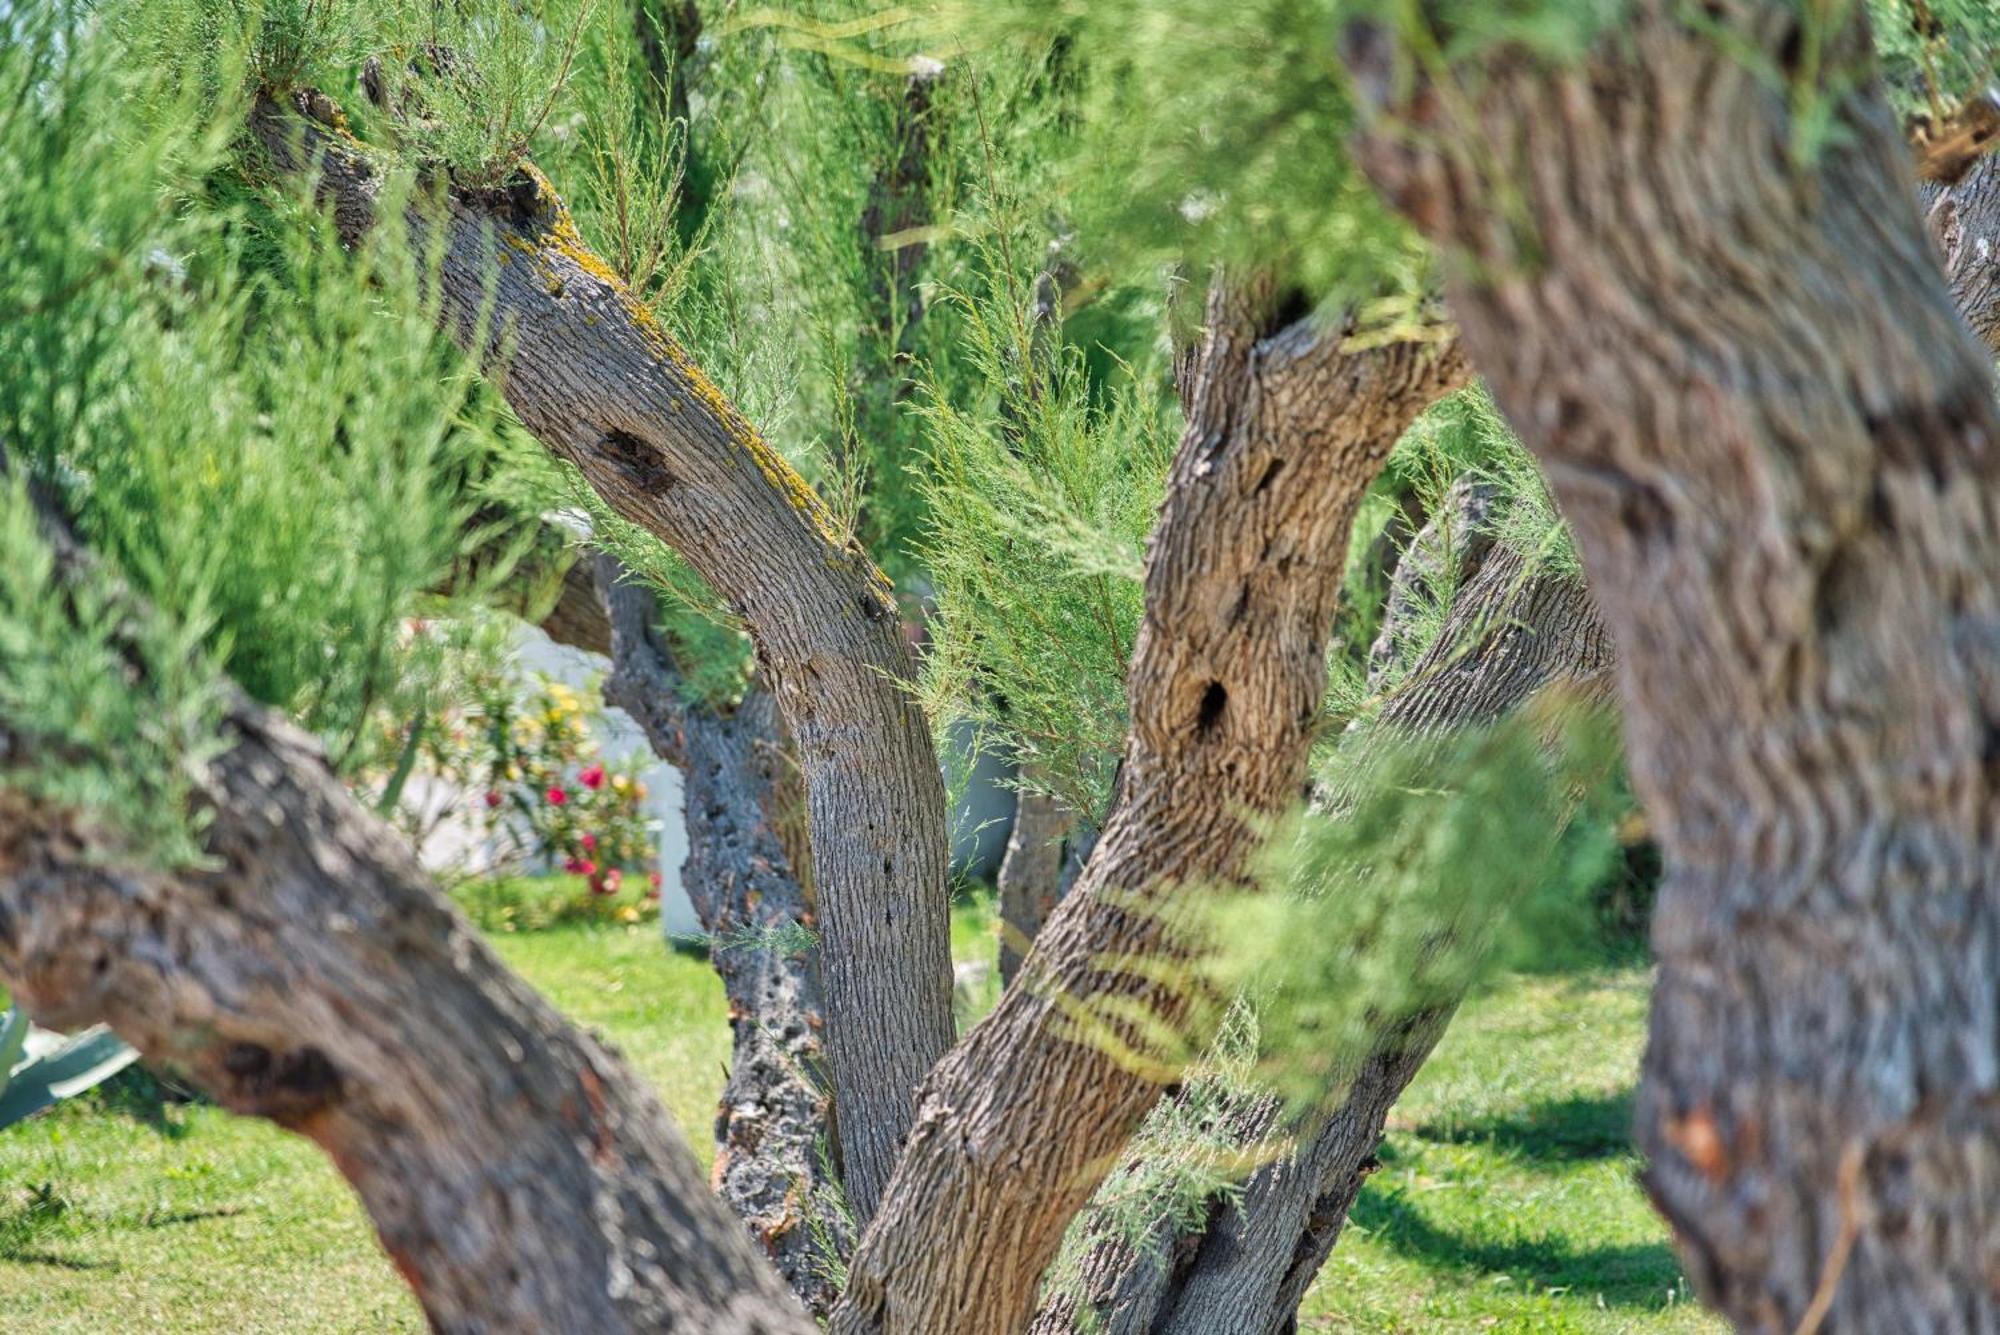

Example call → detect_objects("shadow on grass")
1413 1090 1635 1163
1350 1186 1682 1310
86 1066 202 1141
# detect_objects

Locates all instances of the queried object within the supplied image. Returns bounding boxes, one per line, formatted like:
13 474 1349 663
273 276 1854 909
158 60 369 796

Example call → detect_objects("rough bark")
1924 149 2000 359
1352 4 2000 1328
996 774 1069 987
1033 511 1615 1335
592 554 848 1314
830 279 1466 1334
254 93 955 1225
0 485 810 1335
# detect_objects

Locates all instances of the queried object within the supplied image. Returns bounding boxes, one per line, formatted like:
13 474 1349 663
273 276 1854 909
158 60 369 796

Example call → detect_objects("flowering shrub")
363 623 661 902
477 677 660 897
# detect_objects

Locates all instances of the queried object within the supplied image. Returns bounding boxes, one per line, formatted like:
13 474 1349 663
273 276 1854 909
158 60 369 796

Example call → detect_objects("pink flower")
484 790 502 809
588 874 612 896
648 870 662 890
562 856 591 875
602 868 623 893
579 765 606 791
546 786 567 806
579 832 597 852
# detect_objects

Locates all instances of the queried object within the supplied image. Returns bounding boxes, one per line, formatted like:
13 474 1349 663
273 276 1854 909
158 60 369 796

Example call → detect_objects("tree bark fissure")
829 280 1466 1334
253 93 954 1225
1353 6 2000 1328
0 486 811 1335
592 554 848 1313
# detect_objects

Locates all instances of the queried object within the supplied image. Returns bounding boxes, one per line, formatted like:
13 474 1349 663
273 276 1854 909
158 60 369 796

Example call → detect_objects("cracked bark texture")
1353 3 2000 1328
1924 150 2000 359
1034 502 1614 1335
591 554 847 1314
0 487 809 1335
829 279 1466 1334
254 93 954 1225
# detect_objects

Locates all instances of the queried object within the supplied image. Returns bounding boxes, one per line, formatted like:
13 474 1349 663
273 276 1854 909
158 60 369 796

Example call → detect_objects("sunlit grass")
0 888 1712 1333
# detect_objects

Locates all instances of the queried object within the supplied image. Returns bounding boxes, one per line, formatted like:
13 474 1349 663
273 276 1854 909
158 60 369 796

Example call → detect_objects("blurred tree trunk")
255 92 955 1228
0 477 811 1335
590 554 848 1314
1352 3 2000 1327
831 278 1465 1334
996 774 1069 986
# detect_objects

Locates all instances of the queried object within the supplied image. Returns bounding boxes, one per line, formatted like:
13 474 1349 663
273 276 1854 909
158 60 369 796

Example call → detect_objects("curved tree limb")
0 480 810 1335
252 91 954 1224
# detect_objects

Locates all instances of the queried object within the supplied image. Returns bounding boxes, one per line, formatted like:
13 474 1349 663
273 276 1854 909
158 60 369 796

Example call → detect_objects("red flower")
588 874 612 896
483 790 502 809
648 870 663 890
563 856 595 876
579 764 606 791
546 786 567 806
579 832 597 852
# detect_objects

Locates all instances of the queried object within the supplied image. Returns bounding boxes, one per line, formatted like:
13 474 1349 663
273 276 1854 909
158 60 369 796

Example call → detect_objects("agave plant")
0 1007 138 1130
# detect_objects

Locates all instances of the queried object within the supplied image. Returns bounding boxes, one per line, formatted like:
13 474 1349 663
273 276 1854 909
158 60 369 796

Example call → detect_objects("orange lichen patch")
1663 1104 1732 1184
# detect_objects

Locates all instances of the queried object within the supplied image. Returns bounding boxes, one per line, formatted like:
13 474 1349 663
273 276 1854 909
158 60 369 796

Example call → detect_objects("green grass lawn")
0 895 1716 1333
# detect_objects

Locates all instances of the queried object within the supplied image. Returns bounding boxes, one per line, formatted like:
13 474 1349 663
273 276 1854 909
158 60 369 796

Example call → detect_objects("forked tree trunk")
254 93 954 1225
0 486 810 1335
1035 516 1615 1335
1352 4 2000 1328
591 555 848 1314
830 280 1466 1333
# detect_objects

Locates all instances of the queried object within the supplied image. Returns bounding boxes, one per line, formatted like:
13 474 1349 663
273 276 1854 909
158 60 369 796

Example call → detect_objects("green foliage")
1215 703 1626 1114
914 279 1176 818
0 4 508 858
1867 0 2000 117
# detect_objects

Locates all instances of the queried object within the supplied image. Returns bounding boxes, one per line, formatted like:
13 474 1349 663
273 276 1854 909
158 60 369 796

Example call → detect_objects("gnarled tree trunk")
591 554 848 1314
0 485 810 1335
255 93 954 1225
1353 4 2000 1328
831 279 1465 1333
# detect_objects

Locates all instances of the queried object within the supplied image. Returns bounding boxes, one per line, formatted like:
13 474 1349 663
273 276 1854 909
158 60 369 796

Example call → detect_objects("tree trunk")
1924 150 2000 358
1352 5 2000 1328
254 92 955 1226
1034 519 1614 1335
0 487 810 1334
996 774 1069 987
830 279 1466 1334
592 554 848 1314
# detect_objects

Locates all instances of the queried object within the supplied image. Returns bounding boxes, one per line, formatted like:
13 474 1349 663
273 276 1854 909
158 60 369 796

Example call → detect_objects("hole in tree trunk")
1196 680 1228 734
